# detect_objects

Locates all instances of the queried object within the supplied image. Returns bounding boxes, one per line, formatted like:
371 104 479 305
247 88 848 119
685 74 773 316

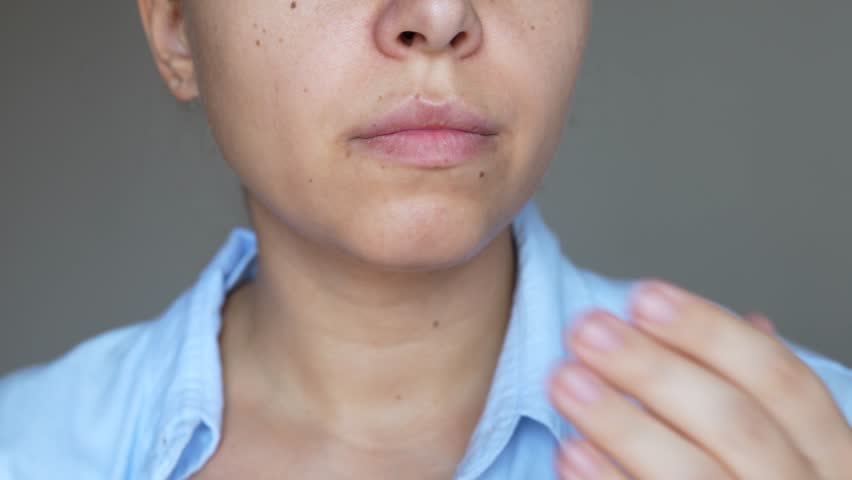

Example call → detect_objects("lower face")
183 0 590 271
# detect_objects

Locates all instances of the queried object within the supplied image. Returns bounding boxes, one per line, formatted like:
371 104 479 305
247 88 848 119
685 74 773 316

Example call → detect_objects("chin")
338 196 503 272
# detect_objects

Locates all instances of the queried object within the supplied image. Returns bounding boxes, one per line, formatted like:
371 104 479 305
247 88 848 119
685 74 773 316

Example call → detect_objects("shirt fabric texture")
2 199 851 479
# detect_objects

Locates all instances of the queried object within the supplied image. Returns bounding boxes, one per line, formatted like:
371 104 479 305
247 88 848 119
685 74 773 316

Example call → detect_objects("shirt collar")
453 199 594 478
143 227 258 478
146 198 600 479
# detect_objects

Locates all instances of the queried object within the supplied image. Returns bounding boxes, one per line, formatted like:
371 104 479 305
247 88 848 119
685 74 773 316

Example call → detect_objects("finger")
566 309 813 479
744 312 777 336
629 279 852 473
556 437 629 480
549 363 734 480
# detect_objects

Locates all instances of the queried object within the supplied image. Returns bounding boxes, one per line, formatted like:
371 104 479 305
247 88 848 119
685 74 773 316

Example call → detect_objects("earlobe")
137 0 199 102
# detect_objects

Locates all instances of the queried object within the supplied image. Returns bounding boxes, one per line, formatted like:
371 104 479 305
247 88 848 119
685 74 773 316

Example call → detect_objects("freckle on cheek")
255 39 261 47
290 1 297 9
479 171 486 178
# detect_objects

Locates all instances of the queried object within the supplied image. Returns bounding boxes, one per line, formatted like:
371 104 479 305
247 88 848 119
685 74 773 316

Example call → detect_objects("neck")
219 199 517 440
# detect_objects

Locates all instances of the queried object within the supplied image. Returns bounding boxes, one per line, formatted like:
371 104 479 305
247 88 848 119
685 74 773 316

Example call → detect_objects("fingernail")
558 369 601 404
635 283 679 324
577 317 623 351
749 314 777 335
561 441 600 478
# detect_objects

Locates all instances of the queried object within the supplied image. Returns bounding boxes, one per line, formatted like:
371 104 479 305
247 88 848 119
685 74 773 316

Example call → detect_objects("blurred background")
1 1 850 375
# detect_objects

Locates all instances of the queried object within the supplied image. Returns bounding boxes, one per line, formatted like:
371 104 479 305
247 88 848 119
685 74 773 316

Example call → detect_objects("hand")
547 280 852 479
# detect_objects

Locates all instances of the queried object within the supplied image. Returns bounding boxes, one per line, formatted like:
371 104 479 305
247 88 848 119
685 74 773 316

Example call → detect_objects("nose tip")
375 0 484 60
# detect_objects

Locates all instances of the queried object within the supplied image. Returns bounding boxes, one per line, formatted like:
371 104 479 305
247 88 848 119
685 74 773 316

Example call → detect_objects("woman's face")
176 0 589 270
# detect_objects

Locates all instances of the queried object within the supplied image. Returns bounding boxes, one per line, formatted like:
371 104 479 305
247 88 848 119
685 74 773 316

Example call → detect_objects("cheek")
188 8 329 187
484 7 588 186
504 9 586 127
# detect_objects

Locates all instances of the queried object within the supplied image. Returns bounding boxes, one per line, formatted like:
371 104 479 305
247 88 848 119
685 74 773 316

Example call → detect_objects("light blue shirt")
2 200 851 479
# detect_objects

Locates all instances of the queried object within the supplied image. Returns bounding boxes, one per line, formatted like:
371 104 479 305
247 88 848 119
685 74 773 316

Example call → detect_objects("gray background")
1 1 850 375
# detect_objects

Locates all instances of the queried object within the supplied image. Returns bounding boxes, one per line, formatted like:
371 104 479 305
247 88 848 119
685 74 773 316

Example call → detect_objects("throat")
216 226 517 456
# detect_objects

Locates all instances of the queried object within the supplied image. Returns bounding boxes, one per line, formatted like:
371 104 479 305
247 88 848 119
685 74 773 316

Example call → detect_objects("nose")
374 0 484 60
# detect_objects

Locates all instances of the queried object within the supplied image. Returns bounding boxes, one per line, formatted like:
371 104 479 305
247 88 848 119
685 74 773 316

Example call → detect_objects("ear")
137 0 198 102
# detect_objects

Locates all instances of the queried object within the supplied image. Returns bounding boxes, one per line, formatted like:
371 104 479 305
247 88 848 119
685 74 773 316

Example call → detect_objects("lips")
349 97 500 168
351 99 500 139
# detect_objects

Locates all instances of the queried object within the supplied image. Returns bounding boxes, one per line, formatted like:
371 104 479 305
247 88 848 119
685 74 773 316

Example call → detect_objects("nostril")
450 32 467 48
399 31 417 46
397 30 469 50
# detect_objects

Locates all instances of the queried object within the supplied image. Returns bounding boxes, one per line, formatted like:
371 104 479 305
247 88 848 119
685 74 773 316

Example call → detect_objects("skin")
138 0 589 477
550 281 852 479
136 1 852 478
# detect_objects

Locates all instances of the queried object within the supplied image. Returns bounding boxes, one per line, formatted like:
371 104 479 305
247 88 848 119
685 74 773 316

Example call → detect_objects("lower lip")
351 129 497 168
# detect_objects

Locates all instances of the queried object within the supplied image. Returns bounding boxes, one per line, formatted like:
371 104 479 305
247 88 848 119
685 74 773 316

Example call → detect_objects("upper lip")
351 98 500 139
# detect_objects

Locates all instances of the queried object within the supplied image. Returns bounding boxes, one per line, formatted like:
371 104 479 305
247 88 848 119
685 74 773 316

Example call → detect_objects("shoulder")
564 268 852 424
0 297 186 478
0 228 245 478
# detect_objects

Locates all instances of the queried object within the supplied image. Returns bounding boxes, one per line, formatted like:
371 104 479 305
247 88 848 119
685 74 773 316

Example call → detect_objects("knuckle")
716 391 777 449
762 348 815 396
615 333 671 387
691 312 729 357
624 348 669 392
